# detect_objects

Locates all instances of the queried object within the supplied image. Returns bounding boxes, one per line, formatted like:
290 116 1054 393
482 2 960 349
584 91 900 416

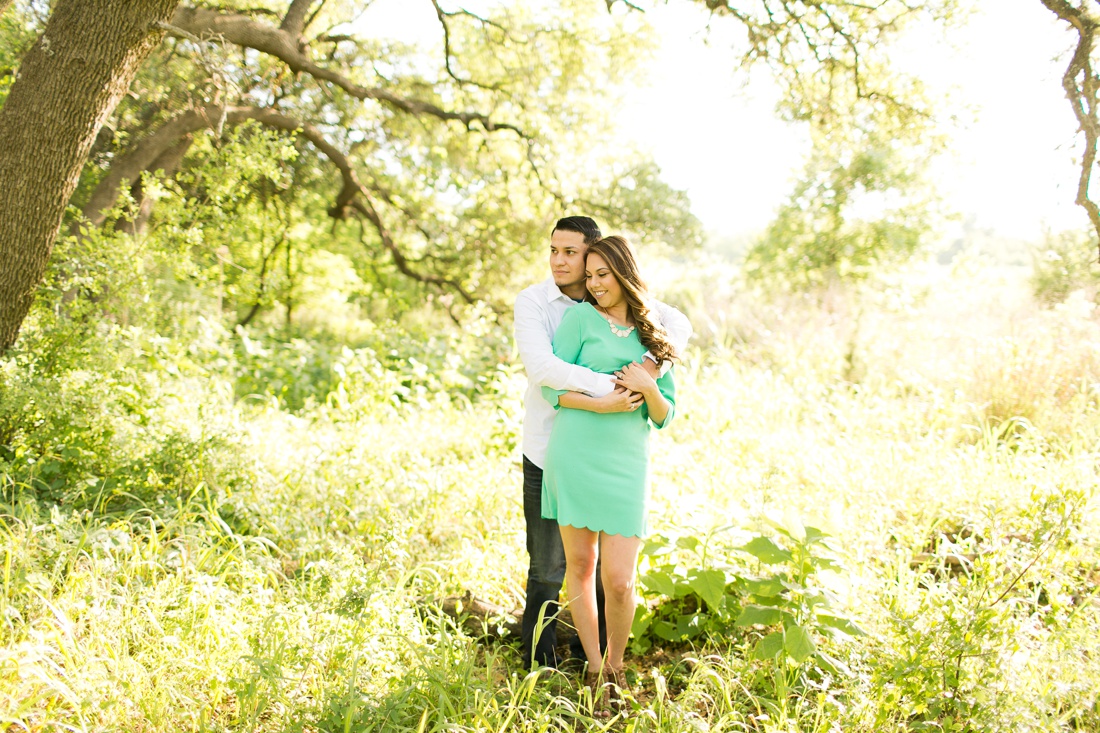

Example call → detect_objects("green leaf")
784 624 816 663
631 606 653 639
675 535 702 553
737 536 792 565
765 514 805 542
753 631 784 660
815 650 853 678
687 568 728 610
743 576 786 598
641 570 677 598
672 578 696 600
675 613 704 639
652 620 681 642
803 526 829 544
721 596 743 617
735 604 782 627
816 613 868 638
641 535 674 557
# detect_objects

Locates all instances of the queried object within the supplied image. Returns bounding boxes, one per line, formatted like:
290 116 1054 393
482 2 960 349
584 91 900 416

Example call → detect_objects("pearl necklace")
596 305 635 338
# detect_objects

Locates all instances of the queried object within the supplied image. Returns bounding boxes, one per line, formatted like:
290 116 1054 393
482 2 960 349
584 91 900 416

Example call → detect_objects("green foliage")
0 324 259 516
231 313 512 414
868 487 1090 731
630 531 742 652
744 141 935 290
0 1 38 107
1031 228 1100 305
631 519 865 686
59 0 698 325
734 520 864 682
4 208 1100 731
721 1 948 291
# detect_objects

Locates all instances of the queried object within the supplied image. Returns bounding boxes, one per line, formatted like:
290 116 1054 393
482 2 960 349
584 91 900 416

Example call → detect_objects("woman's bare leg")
599 532 643 673
559 524 602 669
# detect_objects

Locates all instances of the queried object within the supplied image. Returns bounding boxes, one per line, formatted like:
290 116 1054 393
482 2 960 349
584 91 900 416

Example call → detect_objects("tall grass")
1 260 1098 731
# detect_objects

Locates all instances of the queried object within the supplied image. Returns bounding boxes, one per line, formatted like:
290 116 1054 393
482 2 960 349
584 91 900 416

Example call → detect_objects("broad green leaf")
816 650 853 678
735 604 782 627
784 624 816 663
675 613 703 639
803 526 829 544
753 631 784 660
816 613 868 638
652 620 681 641
641 570 677 598
675 535 702 552
737 536 792 565
687 568 728 610
631 606 653 639
641 535 674 557
764 512 805 542
801 587 828 607
742 577 786 598
672 579 696 600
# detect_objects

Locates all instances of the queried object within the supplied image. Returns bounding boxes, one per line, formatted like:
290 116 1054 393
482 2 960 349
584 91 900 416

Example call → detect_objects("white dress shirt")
515 277 693 468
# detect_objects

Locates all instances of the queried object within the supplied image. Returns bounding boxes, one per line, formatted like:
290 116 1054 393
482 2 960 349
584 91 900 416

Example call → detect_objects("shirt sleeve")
514 290 615 397
643 300 693 376
540 304 587 409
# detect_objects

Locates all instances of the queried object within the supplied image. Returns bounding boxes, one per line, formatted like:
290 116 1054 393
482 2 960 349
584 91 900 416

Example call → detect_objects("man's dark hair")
552 216 601 244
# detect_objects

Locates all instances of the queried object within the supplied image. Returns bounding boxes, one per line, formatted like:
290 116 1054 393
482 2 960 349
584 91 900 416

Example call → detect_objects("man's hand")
594 385 644 413
640 357 660 379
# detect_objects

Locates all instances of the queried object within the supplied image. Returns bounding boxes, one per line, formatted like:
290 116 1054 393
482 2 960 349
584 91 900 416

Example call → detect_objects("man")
513 215 692 668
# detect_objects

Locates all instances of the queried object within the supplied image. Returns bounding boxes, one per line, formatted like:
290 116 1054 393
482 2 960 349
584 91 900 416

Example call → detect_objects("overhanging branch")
351 195 475 304
165 5 524 136
1041 0 1100 256
81 103 477 301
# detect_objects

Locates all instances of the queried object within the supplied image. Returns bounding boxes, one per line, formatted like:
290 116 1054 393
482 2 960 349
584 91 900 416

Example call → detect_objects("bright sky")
359 0 1087 242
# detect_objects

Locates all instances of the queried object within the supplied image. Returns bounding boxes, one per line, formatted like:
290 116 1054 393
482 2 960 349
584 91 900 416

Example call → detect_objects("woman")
540 235 677 711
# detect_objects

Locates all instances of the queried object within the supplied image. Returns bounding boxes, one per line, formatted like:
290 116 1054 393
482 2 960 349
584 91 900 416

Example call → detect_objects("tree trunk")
0 0 180 353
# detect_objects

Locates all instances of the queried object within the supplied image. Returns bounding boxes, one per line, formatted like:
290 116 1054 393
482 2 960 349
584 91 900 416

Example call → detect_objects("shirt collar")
542 277 577 304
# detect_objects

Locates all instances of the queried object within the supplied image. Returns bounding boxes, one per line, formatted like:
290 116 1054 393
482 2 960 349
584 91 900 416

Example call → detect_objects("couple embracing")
513 216 691 711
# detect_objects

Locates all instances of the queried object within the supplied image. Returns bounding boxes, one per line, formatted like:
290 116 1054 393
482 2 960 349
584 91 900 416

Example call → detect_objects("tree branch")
351 196 475 304
165 5 524 136
428 0 505 91
81 103 478 301
1041 0 1100 256
280 0 317 37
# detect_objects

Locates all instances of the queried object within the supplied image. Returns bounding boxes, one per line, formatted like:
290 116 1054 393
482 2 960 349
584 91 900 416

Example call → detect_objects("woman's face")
586 252 624 309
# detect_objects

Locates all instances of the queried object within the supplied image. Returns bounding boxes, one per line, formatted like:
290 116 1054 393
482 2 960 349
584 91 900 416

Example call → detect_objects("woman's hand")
615 361 659 398
593 386 644 413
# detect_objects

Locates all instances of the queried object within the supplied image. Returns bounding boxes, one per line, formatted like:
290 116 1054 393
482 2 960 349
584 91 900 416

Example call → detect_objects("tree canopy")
0 0 701 349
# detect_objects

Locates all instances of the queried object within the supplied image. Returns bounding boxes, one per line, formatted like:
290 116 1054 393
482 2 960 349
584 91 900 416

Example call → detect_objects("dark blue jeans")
521 455 605 668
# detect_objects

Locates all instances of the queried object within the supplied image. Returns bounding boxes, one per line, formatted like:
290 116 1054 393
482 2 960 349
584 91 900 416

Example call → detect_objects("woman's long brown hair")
584 235 678 364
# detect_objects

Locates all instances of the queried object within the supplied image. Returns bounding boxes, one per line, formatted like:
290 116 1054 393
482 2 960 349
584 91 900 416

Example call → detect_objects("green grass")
1 262 1099 731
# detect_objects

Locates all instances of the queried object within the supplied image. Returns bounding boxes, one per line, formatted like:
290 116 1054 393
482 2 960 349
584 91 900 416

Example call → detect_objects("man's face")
549 229 588 290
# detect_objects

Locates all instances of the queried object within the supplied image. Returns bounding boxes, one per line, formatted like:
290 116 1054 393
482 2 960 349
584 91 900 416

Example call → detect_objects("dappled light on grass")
1 261 1099 731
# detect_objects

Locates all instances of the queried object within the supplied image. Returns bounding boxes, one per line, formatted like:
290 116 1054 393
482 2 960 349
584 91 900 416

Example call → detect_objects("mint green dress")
541 302 675 538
